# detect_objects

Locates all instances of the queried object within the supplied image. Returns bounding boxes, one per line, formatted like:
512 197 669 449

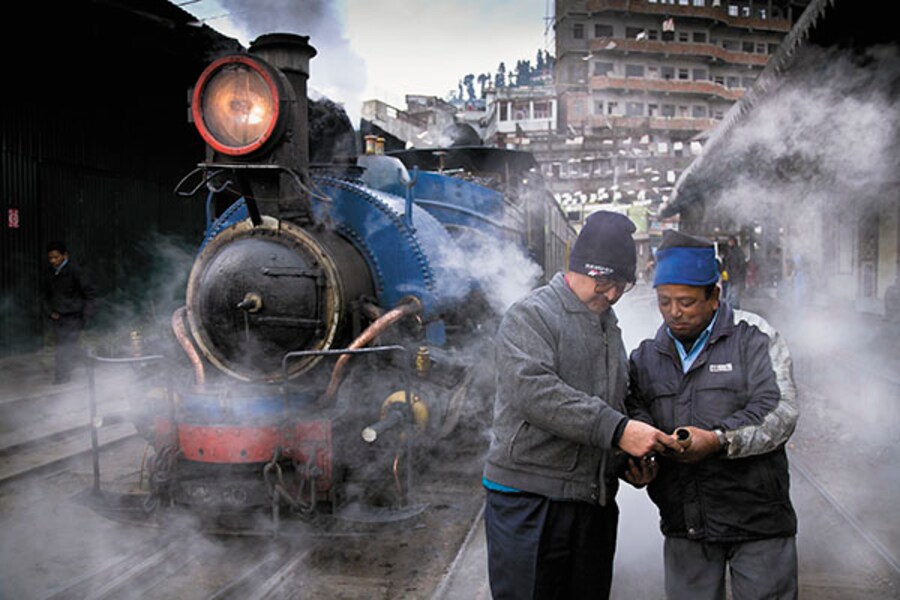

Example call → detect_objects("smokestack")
248 34 318 213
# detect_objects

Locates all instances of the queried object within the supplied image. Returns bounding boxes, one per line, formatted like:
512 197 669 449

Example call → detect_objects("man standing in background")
482 211 682 599
722 235 747 308
43 241 96 384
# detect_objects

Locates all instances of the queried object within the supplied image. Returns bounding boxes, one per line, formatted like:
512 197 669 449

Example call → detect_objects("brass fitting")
674 427 693 449
415 346 431 377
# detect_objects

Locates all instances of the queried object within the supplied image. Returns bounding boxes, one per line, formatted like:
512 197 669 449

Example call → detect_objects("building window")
662 30 675 42
662 104 676 117
534 101 551 119
626 27 644 39
741 5 750 16
594 61 614 76
647 66 660 79
714 75 725 85
648 104 659 116
678 32 689 42
574 23 584 39
513 101 530 120
661 66 675 80
594 100 605 114
692 68 708 81
678 68 690 80
722 39 739 50
728 5 739 17
768 43 779 53
648 30 659 40
571 98 585 116
726 76 739 88
693 31 707 43
756 42 767 53
626 102 644 116
607 101 619 115
742 41 754 53
678 105 689 117
570 62 588 83
595 24 614 37
692 105 708 117
713 110 725 119
499 103 508 121
625 64 645 78
693 0 705 5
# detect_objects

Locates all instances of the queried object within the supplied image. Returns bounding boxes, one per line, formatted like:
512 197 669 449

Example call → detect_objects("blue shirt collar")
666 309 719 373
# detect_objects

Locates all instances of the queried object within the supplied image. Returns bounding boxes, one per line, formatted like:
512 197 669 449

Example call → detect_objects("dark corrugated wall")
1 0 241 356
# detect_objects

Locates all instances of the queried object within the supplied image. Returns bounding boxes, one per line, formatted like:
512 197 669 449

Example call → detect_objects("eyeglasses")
593 277 635 296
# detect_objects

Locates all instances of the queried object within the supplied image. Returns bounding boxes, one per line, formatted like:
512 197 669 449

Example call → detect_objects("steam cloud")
699 43 899 275
216 0 367 119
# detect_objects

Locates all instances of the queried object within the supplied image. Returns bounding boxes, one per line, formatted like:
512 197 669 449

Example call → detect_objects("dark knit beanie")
568 211 637 282
654 230 719 287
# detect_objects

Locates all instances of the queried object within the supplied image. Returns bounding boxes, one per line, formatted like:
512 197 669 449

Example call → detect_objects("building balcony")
568 113 719 131
584 0 793 33
590 75 744 100
590 37 769 66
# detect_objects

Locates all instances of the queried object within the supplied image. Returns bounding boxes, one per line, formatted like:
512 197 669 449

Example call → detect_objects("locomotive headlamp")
192 55 291 157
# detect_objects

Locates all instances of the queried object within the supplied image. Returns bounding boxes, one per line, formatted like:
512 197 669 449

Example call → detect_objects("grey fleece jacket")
483 273 629 505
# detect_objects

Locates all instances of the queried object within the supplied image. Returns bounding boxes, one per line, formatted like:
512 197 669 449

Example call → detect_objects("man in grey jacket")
483 211 682 599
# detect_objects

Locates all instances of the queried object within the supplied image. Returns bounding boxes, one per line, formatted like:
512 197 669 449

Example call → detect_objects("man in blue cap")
627 230 800 599
483 211 683 599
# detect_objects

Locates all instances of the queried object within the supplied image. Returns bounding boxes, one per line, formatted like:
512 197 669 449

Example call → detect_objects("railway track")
0 413 138 485
33 474 485 599
0 359 157 486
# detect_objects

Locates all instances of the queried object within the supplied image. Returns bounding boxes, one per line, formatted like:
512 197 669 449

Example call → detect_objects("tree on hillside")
477 73 490 98
463 73 476 102
514 59 532 87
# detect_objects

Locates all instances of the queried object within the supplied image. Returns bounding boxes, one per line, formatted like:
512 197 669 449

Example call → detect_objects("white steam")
437 229 544 315
704 44 899 245
215 0 367 121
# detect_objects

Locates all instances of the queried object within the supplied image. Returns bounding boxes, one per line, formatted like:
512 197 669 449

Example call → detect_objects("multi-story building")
360 96 459 149
551 0 806 225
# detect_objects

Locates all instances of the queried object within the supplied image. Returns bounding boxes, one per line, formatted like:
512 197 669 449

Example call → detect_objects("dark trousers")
53 315 84 383
484 490 619 600
664 536 798 600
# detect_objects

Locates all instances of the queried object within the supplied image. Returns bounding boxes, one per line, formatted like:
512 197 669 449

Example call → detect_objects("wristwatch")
713 429 729 454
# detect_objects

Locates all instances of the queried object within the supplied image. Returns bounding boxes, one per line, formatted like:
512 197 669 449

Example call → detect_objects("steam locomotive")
118 33 574 526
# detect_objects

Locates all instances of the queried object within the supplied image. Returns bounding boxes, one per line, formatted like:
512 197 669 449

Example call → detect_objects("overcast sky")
180 0 550 124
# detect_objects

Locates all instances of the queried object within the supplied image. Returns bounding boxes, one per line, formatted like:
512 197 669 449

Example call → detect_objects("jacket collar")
550 272 619 327
653 301 734 352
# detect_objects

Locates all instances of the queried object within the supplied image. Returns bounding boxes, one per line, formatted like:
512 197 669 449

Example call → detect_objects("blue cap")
653 230 719 287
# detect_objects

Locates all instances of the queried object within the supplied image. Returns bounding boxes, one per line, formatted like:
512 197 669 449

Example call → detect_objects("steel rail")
791 453 900 578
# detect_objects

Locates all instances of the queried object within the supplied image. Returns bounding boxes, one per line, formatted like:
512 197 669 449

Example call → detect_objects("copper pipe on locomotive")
171 306 205 385
320 296 423 403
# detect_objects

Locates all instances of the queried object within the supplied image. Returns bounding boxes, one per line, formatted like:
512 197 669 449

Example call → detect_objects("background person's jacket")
483 273 629 505
43 261 97 319
627 303 798 541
